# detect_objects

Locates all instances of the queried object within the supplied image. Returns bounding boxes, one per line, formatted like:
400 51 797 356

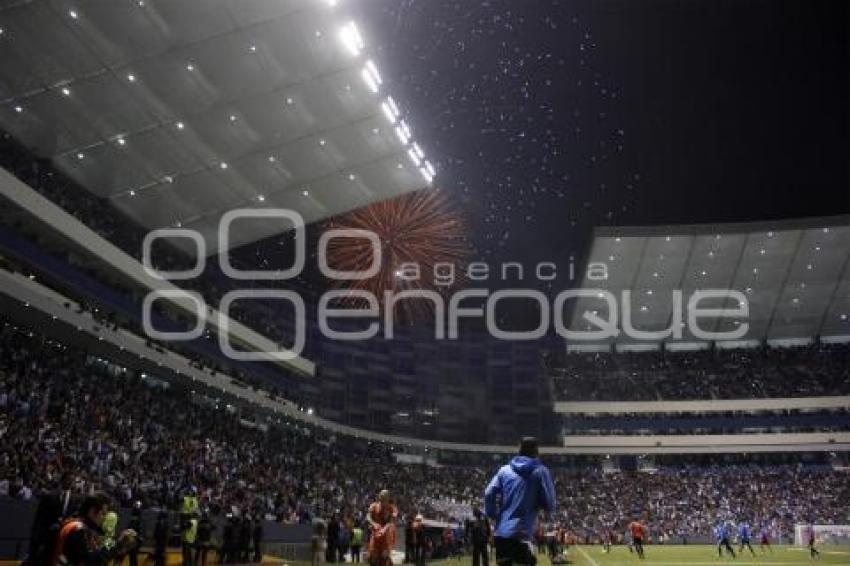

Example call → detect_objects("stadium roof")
0 0 432 253
569 215 850 347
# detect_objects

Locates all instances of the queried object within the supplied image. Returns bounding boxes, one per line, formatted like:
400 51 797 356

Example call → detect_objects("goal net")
794 524 850 546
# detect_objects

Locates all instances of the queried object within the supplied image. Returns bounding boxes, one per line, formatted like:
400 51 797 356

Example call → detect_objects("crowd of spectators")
550 344 850 401
1 317 848 547
0 316 485 524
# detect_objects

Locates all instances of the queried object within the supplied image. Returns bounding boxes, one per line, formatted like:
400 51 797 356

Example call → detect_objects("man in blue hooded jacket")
484 437 556 566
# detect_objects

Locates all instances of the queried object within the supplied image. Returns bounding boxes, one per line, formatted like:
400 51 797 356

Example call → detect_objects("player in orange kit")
628 518 647 559
367 490 398 566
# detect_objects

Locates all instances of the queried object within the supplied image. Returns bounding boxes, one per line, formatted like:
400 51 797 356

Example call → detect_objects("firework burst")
323 189 472 318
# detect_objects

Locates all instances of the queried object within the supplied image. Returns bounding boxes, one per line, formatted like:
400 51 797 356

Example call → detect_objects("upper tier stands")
549 344 850 401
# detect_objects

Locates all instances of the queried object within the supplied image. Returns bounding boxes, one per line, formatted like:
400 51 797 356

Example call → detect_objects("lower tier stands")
1 315 848 545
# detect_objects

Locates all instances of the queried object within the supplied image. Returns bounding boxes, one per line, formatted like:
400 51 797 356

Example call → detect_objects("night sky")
236 0 849 309
357 0 849 262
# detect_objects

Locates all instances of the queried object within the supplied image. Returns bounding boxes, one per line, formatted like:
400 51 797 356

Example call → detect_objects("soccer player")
759 525 772 554
808 526 820 560
738 521 756 556
627 518 646 559
367 490 398 566
484 437 556 566
715 522 736 558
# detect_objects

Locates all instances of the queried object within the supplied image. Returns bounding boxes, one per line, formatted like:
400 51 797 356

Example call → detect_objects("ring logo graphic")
142 208 750 360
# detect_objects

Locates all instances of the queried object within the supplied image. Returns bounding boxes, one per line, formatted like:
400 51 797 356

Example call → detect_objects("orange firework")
323 189 471 317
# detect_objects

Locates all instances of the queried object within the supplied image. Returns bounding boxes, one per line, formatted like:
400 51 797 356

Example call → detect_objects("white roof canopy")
0 0 433 253
569 216 850 345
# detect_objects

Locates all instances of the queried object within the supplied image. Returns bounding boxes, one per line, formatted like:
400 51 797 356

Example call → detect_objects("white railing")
556 397 850 415
0 166 313 376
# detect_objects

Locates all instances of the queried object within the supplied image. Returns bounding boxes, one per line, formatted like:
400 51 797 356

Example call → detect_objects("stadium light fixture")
381 96 401 124
365 60 382 85
423 160 436 177
14 105 22 113
127 73 136 82
61 87 71 96
362 67 379 93
412 142 425 160
69 9 78 19
419 166 433 184
381 102 396 124
395 124 410 145
339 21 364 57
407 148 421 167
387 96 400 116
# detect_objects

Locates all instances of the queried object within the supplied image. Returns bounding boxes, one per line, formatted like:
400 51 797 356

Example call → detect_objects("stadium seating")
1 317 848 546
549 345 850 401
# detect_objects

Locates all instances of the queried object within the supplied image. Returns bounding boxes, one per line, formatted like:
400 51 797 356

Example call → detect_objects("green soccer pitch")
429 545 850 566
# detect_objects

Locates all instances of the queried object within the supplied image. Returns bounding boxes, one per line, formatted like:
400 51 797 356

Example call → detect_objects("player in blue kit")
715 522 736 559
738 521 755 556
